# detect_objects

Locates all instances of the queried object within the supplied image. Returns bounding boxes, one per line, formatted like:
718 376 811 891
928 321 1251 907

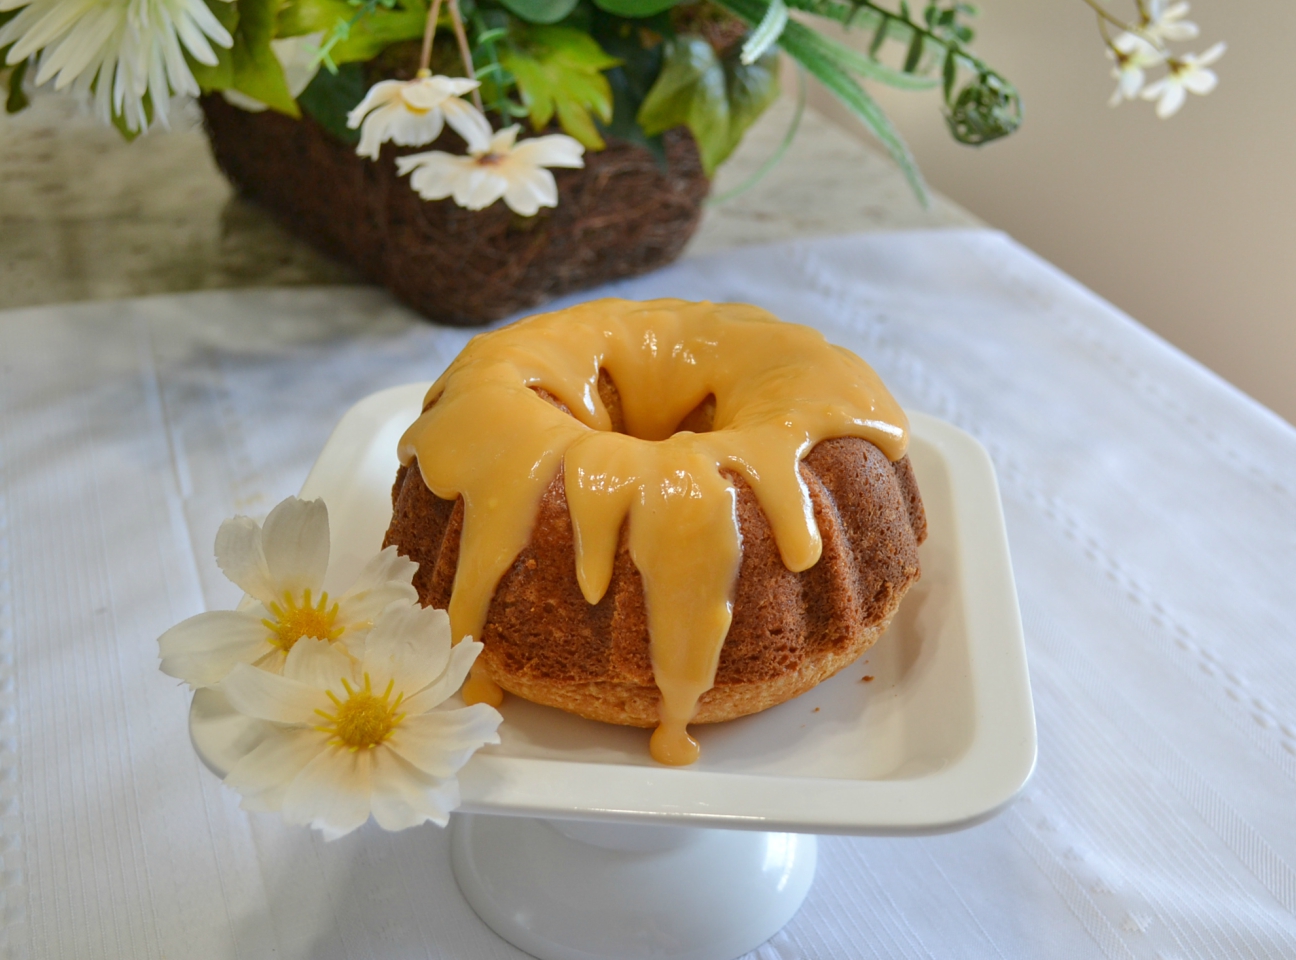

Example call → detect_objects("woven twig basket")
200 96 710 326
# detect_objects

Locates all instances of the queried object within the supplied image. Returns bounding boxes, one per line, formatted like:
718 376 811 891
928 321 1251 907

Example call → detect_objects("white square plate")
197 383 1035 836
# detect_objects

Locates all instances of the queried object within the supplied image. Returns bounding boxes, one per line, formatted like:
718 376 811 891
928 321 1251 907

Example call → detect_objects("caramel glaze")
397 298 908 765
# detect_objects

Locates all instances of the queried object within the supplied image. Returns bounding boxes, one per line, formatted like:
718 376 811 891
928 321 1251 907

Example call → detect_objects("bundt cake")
383 298 926 764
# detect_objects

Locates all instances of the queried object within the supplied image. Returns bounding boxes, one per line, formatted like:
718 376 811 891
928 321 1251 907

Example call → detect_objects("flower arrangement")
159 496 503 839
0 0 1222 320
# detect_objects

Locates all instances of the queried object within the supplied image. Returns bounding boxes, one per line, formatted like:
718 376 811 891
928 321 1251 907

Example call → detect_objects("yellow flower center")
316 674 406 750
262 589 342 652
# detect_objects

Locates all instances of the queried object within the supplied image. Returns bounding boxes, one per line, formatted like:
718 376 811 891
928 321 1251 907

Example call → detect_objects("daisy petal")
387 704 503 778
1181 69 1217 95
347 79 402 128
261 497 330 595
513 135 585 169
282 746 374 840
502 166 557 217
443 97 493 152
362 603 453 690
221 662 328 724
347 545 418 593
158 610 271 687
282 637 356 692
214 515 275 603
225 727 325 812
369 748 459 830
401 640 484 714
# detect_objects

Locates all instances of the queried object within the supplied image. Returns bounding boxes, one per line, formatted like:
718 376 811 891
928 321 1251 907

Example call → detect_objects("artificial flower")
222 33 323 113
1140 0 1200 44
0 0 234 132
1141 41 1225 118
1107 32 1164 105
397 124 585 216
219 604 502 839
346 73 492 160
158 496 418 687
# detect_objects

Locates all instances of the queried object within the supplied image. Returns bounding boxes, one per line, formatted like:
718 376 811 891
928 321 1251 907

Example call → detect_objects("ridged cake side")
383 437 926 726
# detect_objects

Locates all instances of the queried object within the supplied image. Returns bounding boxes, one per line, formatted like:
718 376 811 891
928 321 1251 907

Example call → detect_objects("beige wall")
808 0 1296 424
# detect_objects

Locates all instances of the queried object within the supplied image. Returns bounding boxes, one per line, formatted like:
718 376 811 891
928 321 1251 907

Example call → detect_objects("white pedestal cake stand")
191 384 1036 960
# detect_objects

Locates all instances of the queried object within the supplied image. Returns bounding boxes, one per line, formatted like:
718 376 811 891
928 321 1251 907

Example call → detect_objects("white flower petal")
347 79 403 128
261 497 330 595
401 640 484 714
442 96 493 151
386 107 446 148
387 704 502 778
369 748 459 831
512 135 585 170
502 166 558 217
282 746 374 840
336 583 419 640
221 662 329 724
1181 68 1217 95
1193 41 1226 68
345 544 418 593
214 515 276 603
360 603 453 692
158 610 271 687
489 125 521 154
225 727 325 812
282 637 356 692
404 152 467 201
456 167 508 211
1153 81 1185 117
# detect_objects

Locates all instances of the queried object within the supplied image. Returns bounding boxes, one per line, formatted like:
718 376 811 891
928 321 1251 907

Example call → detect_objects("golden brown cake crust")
384 437 926 726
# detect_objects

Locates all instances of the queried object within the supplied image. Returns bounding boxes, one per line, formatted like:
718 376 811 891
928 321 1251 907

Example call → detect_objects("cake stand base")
450 814 817 960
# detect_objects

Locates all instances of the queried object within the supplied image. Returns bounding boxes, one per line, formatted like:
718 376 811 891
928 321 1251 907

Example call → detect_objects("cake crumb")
861 675 874 683
812 707 820 713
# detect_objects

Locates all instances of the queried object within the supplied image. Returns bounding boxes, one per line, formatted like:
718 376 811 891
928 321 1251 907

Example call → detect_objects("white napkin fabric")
2 229 1294 960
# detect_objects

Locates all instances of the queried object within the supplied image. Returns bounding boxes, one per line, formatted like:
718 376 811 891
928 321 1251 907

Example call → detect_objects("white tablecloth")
3 229 1295 960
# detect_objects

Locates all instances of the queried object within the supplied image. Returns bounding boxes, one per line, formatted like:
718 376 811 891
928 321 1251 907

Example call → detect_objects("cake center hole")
531 373 716 438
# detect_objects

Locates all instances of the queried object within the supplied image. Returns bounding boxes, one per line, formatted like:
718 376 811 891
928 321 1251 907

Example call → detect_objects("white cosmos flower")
219 605 502 839
397 124 585 217
1141 41 1225 118
0 0 234 132
158 496 418 687
1141 0 1200 44
1107 31 1164 105
346 74 492 160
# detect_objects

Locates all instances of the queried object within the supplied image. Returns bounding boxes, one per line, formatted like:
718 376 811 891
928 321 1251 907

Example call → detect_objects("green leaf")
231 0 299 114
776 15 936 91
636 35 779 176
591 0 680 17
297 60 366 142
279 0 427 64
5 56 29 114
188 0 299 115
499 0 581 25
902 27 923 72
501 25 620 149
715 0 926 201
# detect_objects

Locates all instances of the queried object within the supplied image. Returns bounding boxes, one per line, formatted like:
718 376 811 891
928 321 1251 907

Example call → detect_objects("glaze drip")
397 298 908 764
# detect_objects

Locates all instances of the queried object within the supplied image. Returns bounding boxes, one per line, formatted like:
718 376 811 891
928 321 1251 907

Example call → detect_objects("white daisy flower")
1141 41 1225 118
1141 0 1200 44
1107 31 1164 105
158 496 419 687
397 124 585 217
346 73 492 160
219 605 502 839
0 0 234 132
